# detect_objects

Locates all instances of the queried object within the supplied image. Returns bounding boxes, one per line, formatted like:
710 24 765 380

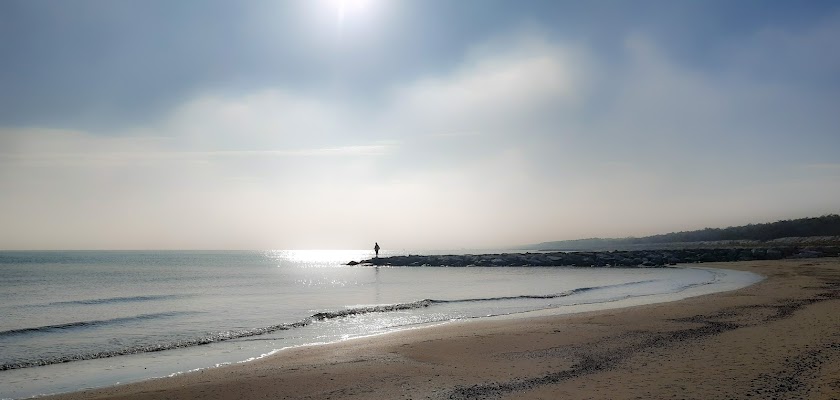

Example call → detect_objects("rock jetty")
347 247 839 267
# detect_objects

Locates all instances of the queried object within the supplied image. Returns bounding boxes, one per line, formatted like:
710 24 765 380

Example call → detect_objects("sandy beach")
45 258 840 400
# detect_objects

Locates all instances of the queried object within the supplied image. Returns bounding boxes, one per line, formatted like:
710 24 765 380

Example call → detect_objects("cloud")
723 11 840 82
0 33 589 249
1 26 839 250
385 35 588 138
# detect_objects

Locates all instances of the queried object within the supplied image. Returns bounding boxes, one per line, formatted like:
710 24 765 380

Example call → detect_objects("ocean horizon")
0 249 762 399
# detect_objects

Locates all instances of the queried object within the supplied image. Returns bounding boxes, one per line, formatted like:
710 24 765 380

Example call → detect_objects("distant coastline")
526 215 840 252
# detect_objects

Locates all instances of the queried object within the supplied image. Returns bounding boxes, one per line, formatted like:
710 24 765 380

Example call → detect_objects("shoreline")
2 262 753 399
43 258 840 399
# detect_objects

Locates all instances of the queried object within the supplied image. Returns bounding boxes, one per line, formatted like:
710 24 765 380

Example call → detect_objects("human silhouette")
374 242 380 258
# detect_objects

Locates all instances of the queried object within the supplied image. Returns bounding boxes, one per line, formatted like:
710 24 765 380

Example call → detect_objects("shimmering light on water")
267 249 373 267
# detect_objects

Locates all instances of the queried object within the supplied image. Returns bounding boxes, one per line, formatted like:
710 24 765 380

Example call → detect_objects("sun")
334 0 374 29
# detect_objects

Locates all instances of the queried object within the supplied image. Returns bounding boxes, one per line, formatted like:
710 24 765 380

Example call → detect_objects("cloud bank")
1 13 839 249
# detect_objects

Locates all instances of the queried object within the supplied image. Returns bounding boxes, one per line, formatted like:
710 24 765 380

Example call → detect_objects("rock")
793 250 823 258
766 248 783 259
344 245 838 268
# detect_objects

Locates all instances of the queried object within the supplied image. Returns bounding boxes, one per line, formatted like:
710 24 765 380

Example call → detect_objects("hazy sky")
1 0 839 250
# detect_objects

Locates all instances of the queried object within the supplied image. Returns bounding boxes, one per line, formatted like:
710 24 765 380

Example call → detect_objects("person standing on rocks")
374 242 380 258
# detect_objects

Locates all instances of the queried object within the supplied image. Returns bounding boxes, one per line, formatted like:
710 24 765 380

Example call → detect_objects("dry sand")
46 258 840 400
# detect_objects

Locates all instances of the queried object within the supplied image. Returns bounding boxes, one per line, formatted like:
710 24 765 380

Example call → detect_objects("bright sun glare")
334 0 374 28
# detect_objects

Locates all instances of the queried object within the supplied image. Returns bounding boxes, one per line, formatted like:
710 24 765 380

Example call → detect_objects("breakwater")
348 247 840 267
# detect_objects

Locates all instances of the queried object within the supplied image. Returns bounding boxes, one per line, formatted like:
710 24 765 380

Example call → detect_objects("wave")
306 279 660 320
656 268 723 294
0 319 309 371
40 294 186 307
0 278 663 371
0 312 189 338
436 279 661 304
525 270 725 312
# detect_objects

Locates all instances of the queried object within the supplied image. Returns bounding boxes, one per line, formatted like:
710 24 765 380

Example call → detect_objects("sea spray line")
0 278 662 371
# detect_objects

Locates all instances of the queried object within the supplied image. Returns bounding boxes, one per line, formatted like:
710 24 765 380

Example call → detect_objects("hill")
529 214 840 251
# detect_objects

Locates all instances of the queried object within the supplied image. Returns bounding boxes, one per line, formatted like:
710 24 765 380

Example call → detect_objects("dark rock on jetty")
348 247 839 267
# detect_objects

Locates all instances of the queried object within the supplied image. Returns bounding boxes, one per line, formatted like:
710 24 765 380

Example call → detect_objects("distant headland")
527 214 840 252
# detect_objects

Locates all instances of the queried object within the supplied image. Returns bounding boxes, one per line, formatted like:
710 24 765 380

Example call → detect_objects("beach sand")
46 258 840 400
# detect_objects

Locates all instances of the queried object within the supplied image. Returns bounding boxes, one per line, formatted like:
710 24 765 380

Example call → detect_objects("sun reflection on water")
265 249 372 267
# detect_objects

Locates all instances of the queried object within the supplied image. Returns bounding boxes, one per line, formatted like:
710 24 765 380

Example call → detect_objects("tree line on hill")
531 214 840 251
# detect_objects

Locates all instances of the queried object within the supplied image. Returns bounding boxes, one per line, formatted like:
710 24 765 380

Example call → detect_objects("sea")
0 249 763 399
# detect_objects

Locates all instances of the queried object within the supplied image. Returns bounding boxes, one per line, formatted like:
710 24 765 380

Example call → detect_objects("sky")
1 0 839 250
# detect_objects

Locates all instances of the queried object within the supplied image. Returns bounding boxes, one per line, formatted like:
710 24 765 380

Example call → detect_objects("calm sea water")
0 250 761 399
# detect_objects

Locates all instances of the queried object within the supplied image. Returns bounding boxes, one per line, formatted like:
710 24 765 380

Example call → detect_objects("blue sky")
1 0 839 250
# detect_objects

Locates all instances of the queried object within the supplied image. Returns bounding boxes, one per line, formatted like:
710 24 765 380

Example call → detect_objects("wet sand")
47 258 840 400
